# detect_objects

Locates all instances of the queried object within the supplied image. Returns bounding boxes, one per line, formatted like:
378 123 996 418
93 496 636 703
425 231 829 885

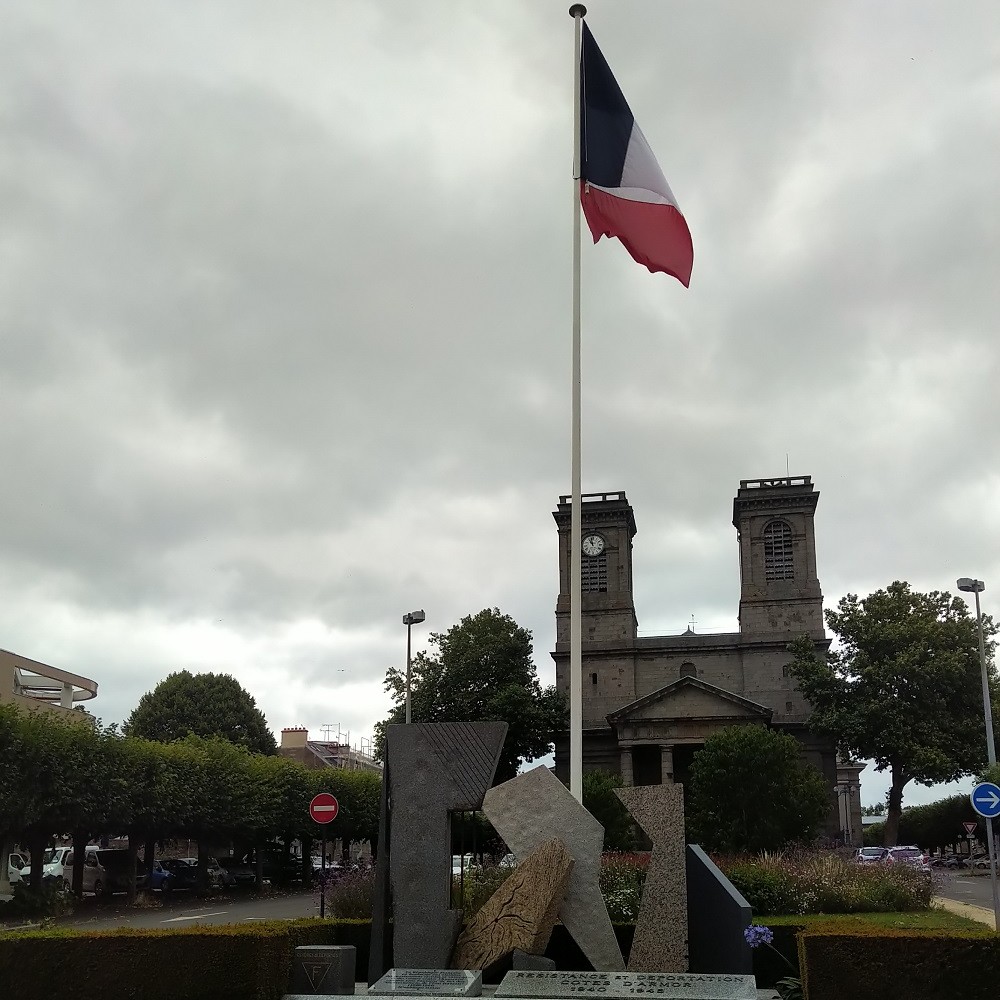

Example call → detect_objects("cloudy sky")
2 1 997 809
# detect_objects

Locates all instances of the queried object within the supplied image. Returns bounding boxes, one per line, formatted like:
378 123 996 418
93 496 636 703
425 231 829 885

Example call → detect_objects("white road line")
162 911 229 923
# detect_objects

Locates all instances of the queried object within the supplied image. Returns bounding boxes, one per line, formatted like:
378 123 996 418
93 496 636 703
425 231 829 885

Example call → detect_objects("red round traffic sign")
309 792 339 824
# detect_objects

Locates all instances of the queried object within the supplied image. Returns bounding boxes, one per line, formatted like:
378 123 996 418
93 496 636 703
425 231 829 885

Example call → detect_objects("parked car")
153 858 223 892
885 846 930 872
855 847 888 864
43 846 78 883
81 849 143 897
181 857 234 887
7 852 26 884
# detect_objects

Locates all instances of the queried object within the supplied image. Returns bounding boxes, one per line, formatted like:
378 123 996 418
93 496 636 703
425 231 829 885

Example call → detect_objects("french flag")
579 22 694 287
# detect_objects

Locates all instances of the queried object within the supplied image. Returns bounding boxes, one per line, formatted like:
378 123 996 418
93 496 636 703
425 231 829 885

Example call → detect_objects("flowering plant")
744 925 801 1000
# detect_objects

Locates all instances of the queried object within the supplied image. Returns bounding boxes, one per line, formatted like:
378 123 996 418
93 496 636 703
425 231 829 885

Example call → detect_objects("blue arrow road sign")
971 782 1000 819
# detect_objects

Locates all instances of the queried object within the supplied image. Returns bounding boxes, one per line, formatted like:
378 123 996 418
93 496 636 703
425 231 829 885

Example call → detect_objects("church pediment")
607 676 773 726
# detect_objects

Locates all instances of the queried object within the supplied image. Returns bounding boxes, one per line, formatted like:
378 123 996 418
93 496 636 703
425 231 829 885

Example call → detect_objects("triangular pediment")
607 676 773 725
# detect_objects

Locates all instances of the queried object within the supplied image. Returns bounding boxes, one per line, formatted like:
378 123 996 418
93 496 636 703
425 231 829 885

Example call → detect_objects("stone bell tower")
733 476 824 639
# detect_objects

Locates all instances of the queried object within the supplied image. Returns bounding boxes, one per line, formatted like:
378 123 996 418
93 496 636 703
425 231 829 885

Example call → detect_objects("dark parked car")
152 858 220 892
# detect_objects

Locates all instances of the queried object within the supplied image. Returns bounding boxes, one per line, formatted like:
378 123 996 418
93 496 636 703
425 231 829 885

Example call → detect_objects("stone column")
660 746 674 784
620 748 634 787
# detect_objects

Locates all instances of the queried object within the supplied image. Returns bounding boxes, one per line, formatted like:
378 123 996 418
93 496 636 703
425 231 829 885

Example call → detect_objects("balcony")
0 647 98 721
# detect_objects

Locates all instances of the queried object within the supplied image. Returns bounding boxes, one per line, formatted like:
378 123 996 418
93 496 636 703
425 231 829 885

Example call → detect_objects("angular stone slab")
387 722 507 968
615 784 687 972
483 766 624 972
495 971 757 1000
370 969 483 996
512 950 556 972
289 945 356 995
451 838 573 971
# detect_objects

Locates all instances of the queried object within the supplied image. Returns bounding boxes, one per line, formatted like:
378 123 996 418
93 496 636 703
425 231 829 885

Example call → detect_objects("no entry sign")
310 792 339 824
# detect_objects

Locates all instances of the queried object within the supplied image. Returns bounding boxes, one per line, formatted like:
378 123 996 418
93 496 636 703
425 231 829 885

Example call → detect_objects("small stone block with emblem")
289 945 356 996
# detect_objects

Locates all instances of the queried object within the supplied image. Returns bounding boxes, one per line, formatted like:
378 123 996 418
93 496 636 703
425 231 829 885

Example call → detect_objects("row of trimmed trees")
0 703 379 900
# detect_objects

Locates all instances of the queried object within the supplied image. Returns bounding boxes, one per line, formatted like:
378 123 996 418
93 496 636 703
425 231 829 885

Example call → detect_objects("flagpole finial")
569 4 587 18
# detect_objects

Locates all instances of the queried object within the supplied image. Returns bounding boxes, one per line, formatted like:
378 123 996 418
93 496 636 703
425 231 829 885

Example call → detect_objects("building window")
763 520 794 581
590 672 598 685
680 662 697 678
785 701 794 713
582 553 608 592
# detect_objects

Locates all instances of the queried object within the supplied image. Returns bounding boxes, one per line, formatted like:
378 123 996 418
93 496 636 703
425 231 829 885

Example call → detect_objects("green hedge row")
799 927 1000 1000
0 918 371 1000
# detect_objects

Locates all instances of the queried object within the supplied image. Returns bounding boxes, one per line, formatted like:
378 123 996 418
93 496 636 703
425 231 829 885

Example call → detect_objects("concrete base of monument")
289 986 779 1000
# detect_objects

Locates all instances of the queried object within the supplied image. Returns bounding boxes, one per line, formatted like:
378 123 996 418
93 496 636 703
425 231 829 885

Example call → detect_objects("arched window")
763 520 794 581
680 662 697 678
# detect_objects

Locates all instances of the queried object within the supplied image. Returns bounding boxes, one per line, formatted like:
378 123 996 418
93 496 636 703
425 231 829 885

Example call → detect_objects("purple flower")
744 924 774 948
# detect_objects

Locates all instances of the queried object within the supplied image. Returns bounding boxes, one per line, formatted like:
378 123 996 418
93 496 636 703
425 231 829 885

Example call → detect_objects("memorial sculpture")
483 766 625 972
614 784 687 972
368 721 751 995
369 721 508 980
451 838 573 972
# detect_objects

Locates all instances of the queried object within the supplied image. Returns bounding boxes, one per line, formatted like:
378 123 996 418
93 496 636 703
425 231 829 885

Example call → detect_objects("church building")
551 476 860 841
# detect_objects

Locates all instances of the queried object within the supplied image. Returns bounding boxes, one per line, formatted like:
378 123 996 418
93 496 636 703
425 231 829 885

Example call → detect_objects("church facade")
551 476 860 842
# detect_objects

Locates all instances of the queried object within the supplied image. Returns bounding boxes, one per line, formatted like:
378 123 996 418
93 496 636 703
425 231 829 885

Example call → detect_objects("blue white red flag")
579 23 693 287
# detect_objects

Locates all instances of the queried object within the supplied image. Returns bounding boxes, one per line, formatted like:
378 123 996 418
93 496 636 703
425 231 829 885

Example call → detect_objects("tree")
582 770 636 851
686 725 829 853
788 581 995 847
861 802 886 816
124 671 277 754
374 608 566 782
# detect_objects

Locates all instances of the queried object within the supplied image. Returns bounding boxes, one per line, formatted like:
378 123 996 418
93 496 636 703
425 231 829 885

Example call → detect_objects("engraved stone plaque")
494 971 756 1000
370 969 483 996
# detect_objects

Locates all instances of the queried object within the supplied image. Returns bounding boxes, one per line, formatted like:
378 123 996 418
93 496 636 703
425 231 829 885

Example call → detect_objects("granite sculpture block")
369 757 393 983
614 784 687 972
512 950 556 972
483 766 624 972
686 845 751 975
370 969 483 996
289 945 356 995
387 722 508 970
494 971 756 999
451 838 573 972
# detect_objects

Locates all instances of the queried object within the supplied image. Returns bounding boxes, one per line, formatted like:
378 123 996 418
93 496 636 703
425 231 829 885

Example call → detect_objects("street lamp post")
402 610 426 724
957 577 999 930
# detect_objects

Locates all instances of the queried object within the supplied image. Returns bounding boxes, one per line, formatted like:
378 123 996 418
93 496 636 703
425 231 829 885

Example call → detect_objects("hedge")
799 926 1000 1000
0 918 362 1000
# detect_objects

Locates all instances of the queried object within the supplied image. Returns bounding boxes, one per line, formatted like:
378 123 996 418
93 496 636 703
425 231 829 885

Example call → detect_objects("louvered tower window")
763 520 794 581
582 553 608 592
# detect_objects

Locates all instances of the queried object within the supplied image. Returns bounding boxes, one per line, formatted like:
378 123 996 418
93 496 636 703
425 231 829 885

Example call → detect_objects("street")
933 868 1000 911
46 885 319 932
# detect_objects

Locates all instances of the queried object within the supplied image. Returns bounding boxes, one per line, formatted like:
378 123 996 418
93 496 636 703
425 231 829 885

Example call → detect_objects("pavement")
933 895 996 927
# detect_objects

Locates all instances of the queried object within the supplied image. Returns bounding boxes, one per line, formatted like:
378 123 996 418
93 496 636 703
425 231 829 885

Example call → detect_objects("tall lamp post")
403 610 426 724
956 577 999 929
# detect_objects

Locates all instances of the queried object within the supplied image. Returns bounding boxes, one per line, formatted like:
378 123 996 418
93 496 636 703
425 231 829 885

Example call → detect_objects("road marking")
162 911 229 923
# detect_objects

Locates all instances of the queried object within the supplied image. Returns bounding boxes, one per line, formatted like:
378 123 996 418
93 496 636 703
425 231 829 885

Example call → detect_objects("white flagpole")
568 3 586 803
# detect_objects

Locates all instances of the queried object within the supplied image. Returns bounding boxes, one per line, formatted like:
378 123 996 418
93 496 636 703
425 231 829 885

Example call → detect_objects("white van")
44 845 100 886
7 851 26 884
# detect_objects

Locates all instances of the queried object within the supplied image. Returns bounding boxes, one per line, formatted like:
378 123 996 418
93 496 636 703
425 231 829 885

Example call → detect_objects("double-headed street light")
956 577 999 929
403 610 426 724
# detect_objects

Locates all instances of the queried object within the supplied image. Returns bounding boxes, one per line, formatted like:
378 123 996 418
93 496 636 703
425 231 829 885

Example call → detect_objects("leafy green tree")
788 581 995 847
124 671 277 754
861 802 886 816
687 725 829 853
374 609 566 782
583 770 636 851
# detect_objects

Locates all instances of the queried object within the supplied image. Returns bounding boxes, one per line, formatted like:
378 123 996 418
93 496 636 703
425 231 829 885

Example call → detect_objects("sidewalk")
933 895 996 927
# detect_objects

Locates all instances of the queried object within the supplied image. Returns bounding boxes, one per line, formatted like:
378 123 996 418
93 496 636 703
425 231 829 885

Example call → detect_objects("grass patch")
758 910 990 933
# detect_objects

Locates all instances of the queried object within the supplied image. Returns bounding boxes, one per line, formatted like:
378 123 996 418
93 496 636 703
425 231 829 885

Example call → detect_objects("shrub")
719 851 933 916
599 852 648 923
321 868 376 919
0 879 74 920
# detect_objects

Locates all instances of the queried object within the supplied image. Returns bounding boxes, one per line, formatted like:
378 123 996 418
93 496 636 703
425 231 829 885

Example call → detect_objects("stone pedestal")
289 945 356 996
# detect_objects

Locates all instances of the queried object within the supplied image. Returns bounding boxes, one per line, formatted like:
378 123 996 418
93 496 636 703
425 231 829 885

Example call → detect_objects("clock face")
582 533 606 557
